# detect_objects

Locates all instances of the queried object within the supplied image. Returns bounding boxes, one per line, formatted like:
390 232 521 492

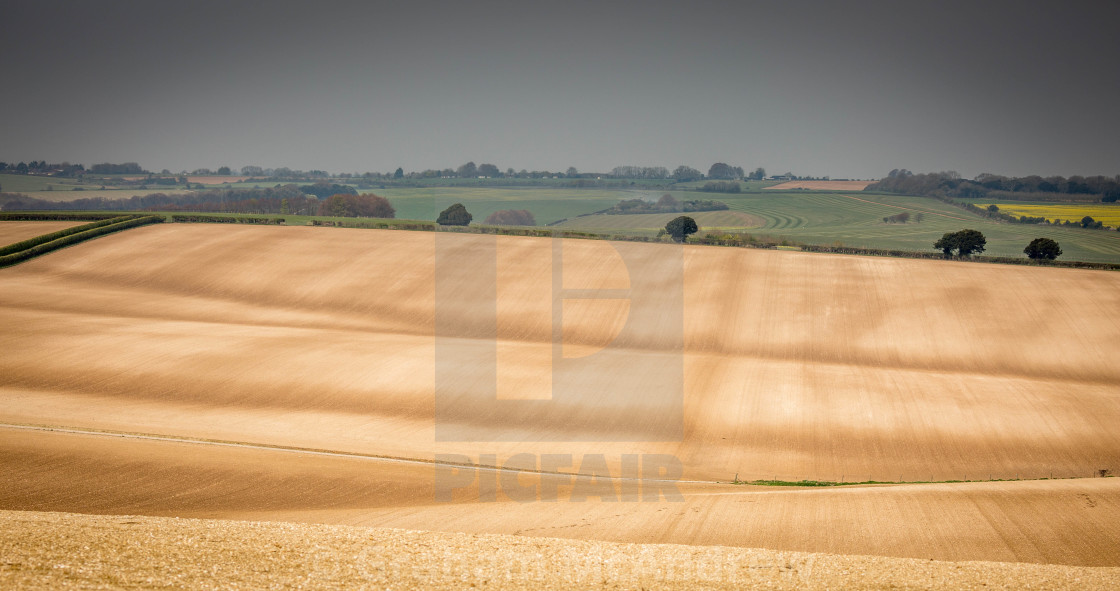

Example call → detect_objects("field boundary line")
0 422 708 486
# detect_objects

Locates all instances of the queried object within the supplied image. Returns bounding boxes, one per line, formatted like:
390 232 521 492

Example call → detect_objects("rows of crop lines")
555 210 762 234
712 192 1120 263
850 193 1120 261
379 187 652 224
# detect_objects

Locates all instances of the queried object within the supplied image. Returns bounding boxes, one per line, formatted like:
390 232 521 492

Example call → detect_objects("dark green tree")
954 229 987 255
934 229 987 256
1024 238 1062 260
394 167 404 179
478 163 501 178
217 166 232 175
707 162 737 180
437 203 473 226
665 215 699 243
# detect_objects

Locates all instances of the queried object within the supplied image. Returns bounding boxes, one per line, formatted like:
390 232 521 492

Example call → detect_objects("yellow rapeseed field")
985 203 1120 226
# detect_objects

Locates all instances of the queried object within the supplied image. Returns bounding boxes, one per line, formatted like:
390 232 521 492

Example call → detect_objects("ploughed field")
1 224 1119 569
0 221 84 244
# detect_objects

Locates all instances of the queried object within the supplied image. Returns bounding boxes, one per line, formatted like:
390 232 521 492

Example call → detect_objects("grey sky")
2 0 1118 179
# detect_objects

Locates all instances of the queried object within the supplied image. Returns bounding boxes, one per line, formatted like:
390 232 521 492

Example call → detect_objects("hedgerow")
0 215 163 268
170 214 285 224
0 215 144 256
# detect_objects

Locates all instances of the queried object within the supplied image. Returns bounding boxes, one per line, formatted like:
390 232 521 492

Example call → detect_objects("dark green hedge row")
0 212 122 221
0 215 143 256
310 219 434 230
0 215 163 268
170 214 285 224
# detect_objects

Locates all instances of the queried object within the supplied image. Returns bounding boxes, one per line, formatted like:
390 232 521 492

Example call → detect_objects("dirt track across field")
0 224 1118 571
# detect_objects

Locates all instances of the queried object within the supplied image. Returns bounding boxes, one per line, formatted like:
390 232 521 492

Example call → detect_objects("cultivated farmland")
0 221 83 245
1 223 1118 577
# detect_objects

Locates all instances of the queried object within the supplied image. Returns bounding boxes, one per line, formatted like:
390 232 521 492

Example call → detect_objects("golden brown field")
0 221 82 245
4 510 1118 590
1 224 1118 585
765 180 874 190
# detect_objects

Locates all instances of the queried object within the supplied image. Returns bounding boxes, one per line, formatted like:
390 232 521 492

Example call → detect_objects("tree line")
869 169 1120 202
0 161 86 177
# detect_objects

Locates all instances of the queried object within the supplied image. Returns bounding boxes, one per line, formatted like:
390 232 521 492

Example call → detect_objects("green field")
558 210 762 234
0 173 89 193
0 173 192 196
667 179 780 191
709 191 1120 263
376 187 681 225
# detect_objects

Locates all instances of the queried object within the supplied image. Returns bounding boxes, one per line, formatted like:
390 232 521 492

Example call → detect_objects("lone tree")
437 203 473 226
1024 237 1062 260
665 215 698 243
934 229 986 256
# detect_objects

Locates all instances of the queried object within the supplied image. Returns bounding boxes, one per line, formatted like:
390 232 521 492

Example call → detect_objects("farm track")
1 224 1118 568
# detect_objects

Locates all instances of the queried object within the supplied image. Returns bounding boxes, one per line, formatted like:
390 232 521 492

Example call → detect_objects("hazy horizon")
2 0 1118 180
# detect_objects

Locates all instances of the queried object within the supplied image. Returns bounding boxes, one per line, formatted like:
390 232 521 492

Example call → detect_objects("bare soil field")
0 224 1118 575
0 221 82 245
2 427 1118 566
765 180 874 190
3 510 1118 590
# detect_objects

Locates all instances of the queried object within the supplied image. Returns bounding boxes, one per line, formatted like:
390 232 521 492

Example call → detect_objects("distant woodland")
869 170 1120 202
